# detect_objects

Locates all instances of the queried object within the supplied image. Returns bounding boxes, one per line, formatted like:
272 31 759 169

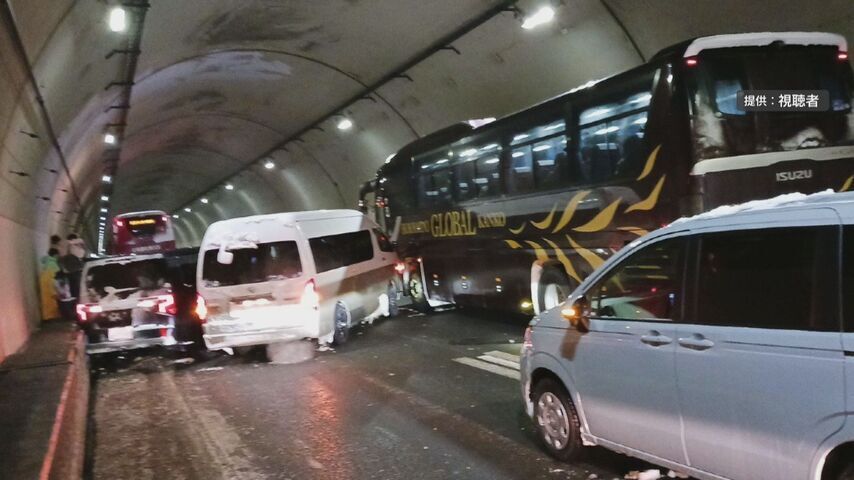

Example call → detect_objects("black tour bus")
364 32 854 315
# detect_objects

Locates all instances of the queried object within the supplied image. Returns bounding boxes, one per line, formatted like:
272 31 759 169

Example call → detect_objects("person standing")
61 233 86 301
39 248 61 321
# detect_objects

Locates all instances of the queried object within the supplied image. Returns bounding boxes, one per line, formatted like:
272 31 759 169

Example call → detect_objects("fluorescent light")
108 7 126 32
594 126 620 135
264 160 275 170
461 148 478 157
484 157 500 164
521 6 555 30
184 207 191 213
225 184 234 191
436 158 449 165
102 174 112 183
200 198 209 204
99 216 106 221
103 133 116 145
337 118 353 130
633 117 648 125
513 134 529 142
100 207 107 213
512 151 526 158
172 214 179 219
533 144 552 152
100 195 109 201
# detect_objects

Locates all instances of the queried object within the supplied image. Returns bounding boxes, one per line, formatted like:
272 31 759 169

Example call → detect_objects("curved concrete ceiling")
2 0 853 248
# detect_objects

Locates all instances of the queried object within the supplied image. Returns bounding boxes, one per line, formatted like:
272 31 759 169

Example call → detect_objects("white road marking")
453 357 520 380
477 354 520 370
483 350 520 363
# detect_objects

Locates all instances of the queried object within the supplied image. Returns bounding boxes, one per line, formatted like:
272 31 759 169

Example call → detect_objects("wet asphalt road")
86 307 656 480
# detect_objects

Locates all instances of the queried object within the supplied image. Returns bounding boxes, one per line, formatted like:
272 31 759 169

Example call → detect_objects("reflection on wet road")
87 308 654 480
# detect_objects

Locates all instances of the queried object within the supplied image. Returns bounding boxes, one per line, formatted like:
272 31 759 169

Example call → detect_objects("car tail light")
195 294 208 322
301 280 319 310
839 51 848 61
394 262 406 274
116 219 124 227
522 326 533 351
685 56 698 67
76 304 103 322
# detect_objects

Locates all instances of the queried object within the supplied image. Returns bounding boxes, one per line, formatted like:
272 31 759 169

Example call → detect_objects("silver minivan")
520 191 854 480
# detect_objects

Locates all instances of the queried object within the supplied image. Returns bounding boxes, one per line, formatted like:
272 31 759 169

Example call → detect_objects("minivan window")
202 241 302 287
590 237 685 321
310 230 374 273
85 258 169 299
696 227 837 331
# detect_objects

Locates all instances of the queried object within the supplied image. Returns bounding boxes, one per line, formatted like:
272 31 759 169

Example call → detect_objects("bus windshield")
689 45 854 160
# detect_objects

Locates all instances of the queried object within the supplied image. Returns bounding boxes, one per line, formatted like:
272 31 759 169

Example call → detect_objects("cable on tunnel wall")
0 0 87 242
171 0 521 215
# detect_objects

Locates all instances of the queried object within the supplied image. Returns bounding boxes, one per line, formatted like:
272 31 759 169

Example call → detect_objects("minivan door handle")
640 331 673 346
678 336 715 351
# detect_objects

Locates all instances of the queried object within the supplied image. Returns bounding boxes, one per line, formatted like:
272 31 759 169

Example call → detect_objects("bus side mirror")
561 295 591 333
217 249 234 265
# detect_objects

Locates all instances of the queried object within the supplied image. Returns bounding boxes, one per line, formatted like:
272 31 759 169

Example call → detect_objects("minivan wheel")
332 303 351 346
408 276 432 313
532 378 584 462
538 268 571 313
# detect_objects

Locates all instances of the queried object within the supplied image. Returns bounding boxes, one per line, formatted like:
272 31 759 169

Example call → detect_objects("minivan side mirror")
217 249 234 265
561 295 591 333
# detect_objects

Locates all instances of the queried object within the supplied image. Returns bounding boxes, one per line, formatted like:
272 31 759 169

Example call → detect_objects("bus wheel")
408 276 432 313
538 267 571 313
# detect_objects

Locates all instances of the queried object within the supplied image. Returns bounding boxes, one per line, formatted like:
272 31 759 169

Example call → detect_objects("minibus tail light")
839 51 849 61
301 280 320 310
394 262 406 274
195 294 208 322
685 56 698 67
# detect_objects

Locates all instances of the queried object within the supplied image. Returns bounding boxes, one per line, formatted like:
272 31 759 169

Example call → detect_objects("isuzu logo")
775 169 813 182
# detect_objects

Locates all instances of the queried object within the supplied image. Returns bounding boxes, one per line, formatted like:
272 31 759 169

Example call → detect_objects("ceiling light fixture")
521 6 555 30
103 133 116 145
102 174 112 183
108 7 127 32
172 214 179 219
225 184 234 191
200 198 209 204
336 118 353 131
101 195 109 201
184 207 191 213
264 160 275 170
100 208 108 213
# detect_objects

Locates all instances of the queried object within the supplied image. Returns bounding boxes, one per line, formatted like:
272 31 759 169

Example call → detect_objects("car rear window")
202 241 302 287
84 259 169 300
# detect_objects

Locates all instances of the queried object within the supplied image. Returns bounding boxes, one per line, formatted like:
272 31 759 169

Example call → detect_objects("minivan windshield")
202 241 302 287
689 45 854 160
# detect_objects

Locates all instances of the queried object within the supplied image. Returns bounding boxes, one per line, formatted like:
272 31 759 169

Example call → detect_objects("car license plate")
107 326 134 341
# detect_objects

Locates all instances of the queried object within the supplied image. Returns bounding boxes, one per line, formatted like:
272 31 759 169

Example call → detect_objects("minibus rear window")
202 241 302 287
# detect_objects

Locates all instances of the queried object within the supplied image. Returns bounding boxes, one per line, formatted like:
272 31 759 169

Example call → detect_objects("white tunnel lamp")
102 175 112 183
184 207 191 213
200 198 209 204
101 195 109 202
108 7 127 32
264 160 275 170
336 118 353 131
103 133 116 145
521 6 555 30
172 214 179 219
225 184 234 191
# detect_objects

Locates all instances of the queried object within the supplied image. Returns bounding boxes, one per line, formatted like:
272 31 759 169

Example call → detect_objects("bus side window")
474 155 501 197
454 160 476 201
509 119 567 193
578 87 652 184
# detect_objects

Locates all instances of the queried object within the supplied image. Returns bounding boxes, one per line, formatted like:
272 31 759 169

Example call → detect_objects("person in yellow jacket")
39 248 61 321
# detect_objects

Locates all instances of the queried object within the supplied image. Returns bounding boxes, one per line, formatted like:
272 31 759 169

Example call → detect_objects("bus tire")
332 302 351 346
537 267 572 313
408 275 432 313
